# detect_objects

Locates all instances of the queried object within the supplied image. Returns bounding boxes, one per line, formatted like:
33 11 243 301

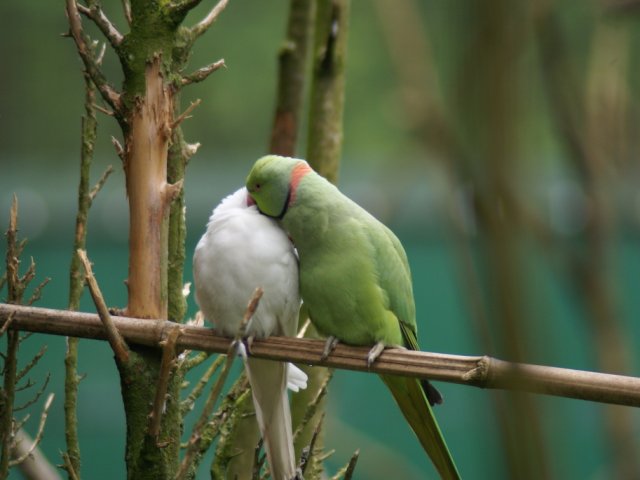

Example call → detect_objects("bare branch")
77 3 123 49
331 449 360 480
92 103 115 117
15 373 50 413
26 278 50 306
65 0 122 115
190 0 229 38
0 311 15 337
168 0 203 15
298 412 325 475
172 99 202 128
181 59 226 86
180 355 225 415
3 303 640 408
111 136 125 163
293 371 333 442
88 165 114 202
9 393 55 467
16 345 47 382
10 429 60 480
61 452 80 480
76 250 129 363
121 0 132 25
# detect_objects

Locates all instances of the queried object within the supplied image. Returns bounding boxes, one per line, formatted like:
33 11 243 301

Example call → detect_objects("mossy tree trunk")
65 1 226 477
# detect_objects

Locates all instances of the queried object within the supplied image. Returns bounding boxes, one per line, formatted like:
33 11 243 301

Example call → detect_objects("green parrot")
246 155 460 480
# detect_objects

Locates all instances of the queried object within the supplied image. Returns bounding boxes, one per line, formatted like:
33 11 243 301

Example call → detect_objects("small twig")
92 103 115 117
61 452 80 480
76 3 123 49
65 0 122 116
330 449 360 480
190 0 229 38
88 165 114 202
77 249 129 363
181 59 226 85
181 355 225 415
0 311 15 337
121 0 132 25
14 373 50 413
16 346 47 382
111 136 125 163
293 370 333 442
172 99 202 128
298 412 325 475
26 278 50 306
9 393 54 467
178 349 210 372
148 326 183 439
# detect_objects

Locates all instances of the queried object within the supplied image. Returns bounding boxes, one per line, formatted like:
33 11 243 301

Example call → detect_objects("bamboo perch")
0 303 638 408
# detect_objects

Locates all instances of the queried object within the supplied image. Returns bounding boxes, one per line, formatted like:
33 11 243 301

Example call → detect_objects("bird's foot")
230 335 254 360
366 341 386 368
244 335 255 354
320 336 339 362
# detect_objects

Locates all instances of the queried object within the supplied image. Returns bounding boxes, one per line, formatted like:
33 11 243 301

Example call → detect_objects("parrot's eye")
255 183 261 190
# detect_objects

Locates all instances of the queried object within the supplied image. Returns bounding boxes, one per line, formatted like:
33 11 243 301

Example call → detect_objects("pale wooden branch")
76 250 129 364
190 0 229 38
77 3 123 49
1 303 640 408
181 59 226 86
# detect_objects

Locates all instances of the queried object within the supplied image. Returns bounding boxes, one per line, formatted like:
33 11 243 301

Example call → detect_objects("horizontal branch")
0 303 639 408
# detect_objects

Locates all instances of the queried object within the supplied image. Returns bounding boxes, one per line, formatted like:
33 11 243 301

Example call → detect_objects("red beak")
246 195 256 207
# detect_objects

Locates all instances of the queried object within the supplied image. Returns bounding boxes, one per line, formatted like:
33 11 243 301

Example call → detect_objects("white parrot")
193 187 306 480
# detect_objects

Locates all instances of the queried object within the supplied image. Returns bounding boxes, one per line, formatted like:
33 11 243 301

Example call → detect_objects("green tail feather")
381 374 460 480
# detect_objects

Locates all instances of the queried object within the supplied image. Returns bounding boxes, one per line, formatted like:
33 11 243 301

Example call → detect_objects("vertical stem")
306 0 350 183
269 0 315 156
293 0 350 475
1 199 21 479
64 70 100 478
459 1 551 478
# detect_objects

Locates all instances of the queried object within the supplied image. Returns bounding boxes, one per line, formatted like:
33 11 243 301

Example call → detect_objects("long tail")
381 374 460 480
246 357 296 480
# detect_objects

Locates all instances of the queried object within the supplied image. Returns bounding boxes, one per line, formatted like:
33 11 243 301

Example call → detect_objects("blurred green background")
1 0 640 478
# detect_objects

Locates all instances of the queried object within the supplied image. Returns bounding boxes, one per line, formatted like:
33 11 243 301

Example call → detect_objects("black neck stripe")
274 188 291 220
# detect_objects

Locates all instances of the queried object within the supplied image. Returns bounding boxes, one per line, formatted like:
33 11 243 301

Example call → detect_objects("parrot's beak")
246 195 256 207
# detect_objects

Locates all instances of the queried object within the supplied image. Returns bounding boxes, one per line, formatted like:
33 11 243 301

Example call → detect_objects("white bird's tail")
245 357 297 480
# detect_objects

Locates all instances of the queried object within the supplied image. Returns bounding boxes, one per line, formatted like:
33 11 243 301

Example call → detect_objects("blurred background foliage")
1 0 640 478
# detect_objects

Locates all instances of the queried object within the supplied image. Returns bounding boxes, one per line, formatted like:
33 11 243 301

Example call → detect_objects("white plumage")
193 187 305 480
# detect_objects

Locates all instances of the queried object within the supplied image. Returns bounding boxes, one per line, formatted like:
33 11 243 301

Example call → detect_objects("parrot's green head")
246 155 312 218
